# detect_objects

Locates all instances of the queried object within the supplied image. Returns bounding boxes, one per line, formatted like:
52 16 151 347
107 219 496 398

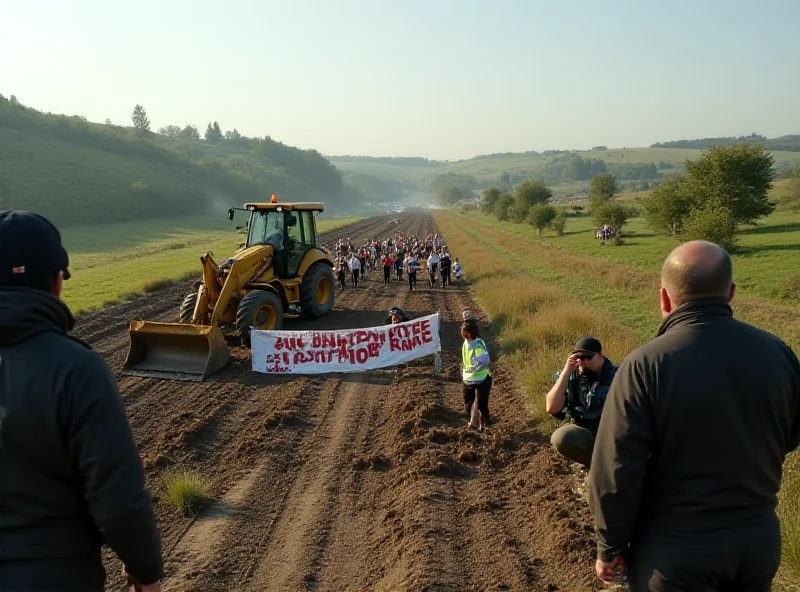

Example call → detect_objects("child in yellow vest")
461 319 493 431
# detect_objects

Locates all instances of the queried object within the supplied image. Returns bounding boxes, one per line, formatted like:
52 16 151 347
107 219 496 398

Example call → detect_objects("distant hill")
329 140 800 198
0 95 358 227
651 133 800 152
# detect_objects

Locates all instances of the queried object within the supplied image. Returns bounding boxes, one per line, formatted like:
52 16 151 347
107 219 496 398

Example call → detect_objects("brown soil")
78 213 599 591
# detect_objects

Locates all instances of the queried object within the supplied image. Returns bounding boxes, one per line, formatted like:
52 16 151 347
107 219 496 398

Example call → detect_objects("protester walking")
406 254 419 291
0 211 164 592
453 258 463 281
440 251 452 287
590 240 800 591
427 250 440 288
349 254 361 288
461 319 493 432
382 253 393 285
337 257 347 290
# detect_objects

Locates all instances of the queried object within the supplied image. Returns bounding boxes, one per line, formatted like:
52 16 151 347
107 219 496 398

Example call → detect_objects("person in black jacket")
0 211 163 592
590 240 800 591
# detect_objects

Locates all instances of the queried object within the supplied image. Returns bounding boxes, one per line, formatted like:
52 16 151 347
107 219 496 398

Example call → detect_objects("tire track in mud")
84 212 596 592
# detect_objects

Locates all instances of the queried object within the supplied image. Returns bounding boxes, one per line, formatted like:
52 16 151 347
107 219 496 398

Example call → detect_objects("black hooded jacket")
589 299 800 562
0 288 163 586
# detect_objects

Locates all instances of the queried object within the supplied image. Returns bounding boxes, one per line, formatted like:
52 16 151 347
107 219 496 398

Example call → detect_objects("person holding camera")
545 337 617 468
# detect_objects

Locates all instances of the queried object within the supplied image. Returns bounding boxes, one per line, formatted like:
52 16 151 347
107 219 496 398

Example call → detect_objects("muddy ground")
76 213 599 591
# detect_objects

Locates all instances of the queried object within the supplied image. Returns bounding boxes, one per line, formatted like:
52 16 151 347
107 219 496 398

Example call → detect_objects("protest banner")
251 313 441 374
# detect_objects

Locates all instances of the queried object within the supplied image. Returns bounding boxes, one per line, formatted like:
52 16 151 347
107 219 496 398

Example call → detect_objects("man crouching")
545 337 617 468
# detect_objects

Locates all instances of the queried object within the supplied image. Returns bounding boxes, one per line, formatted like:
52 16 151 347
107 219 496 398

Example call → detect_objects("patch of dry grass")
163 470 212 516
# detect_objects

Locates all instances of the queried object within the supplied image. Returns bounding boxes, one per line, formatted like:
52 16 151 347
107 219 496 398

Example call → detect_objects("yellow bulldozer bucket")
122 321 231 381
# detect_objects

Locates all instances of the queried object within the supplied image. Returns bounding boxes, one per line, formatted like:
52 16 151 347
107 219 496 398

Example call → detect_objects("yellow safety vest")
462 338 490 383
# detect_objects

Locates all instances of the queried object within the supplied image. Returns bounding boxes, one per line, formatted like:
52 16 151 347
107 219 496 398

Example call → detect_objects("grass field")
61 215 363 314
433 205 800 589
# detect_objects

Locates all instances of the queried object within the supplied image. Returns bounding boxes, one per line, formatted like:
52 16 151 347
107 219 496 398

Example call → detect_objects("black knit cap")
572 336 602 355
0 211 71 288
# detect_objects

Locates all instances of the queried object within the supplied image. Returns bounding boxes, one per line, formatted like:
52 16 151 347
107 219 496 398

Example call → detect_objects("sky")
2 0 798 160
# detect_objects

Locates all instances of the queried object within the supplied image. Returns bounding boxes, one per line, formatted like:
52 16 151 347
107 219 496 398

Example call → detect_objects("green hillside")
0 96 360 226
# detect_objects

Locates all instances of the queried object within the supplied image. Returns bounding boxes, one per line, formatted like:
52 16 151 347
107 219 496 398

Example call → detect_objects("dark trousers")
441 268 451 287
0 550 106 592
408 271 416 290
351 269 359 287
338 271 346 290
463 376 492 421
550 422 598 468
628 513 781 592
383 265 391 284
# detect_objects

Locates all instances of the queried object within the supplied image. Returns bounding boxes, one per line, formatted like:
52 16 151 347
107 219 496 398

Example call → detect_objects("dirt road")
78 213 598 591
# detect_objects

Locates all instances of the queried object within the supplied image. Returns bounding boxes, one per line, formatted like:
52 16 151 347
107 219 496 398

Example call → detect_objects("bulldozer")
122 197 335 381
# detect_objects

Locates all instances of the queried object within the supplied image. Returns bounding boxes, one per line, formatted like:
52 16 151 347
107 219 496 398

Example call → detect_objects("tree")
158 125 182 139
682 201 738 251
481 187 501 214
683 144 774 226
436 184 464 206
551 209 568 236
588 173 617 210
178 125 201 140
205 121 223 143
225 128 242 141
104 118 113 126
528 204 557 235
494 193 515 221
499 171 512 191
515 179 552 207
644 175 693 237
595 202 630 245
131 104 150 135
510 180 552 223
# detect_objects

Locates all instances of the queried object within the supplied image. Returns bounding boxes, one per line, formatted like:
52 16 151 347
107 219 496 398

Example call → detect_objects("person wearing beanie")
0 211 163 591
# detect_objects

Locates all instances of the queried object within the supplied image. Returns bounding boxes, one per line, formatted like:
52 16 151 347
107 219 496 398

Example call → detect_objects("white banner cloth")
251 313 441 374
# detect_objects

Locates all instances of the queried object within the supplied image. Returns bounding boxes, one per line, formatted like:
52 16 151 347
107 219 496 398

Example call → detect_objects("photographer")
545 337 617 468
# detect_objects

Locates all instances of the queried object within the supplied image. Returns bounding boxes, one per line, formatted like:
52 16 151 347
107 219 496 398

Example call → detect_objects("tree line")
652 133 800 152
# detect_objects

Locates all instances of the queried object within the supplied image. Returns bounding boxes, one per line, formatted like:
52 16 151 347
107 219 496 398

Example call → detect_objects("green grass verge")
62 215 363 314
455 211 800 351
460 208 800 304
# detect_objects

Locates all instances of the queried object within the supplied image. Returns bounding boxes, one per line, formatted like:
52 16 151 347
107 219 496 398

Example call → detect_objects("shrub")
551 210 567 236
163 470 212 515
527 204 557 235
682 202 738 252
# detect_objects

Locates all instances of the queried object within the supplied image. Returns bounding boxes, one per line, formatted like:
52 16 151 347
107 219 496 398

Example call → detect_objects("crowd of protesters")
324 231 462 292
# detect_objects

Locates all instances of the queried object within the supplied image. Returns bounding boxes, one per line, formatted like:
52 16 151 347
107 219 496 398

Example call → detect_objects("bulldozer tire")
301 263 335 318
237 290 284 348
179 292 198 324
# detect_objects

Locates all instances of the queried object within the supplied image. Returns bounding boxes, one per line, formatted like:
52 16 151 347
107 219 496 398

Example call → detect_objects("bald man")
589 240 800 591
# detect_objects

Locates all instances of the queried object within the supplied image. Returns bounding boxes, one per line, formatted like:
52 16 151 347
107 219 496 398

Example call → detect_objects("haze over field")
3 0 799 160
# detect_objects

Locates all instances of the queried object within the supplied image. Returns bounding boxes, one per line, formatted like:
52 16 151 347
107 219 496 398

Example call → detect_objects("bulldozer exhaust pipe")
122 321 231 381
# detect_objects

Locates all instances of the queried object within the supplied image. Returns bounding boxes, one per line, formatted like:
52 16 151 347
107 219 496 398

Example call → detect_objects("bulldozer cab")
245 205 320 278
